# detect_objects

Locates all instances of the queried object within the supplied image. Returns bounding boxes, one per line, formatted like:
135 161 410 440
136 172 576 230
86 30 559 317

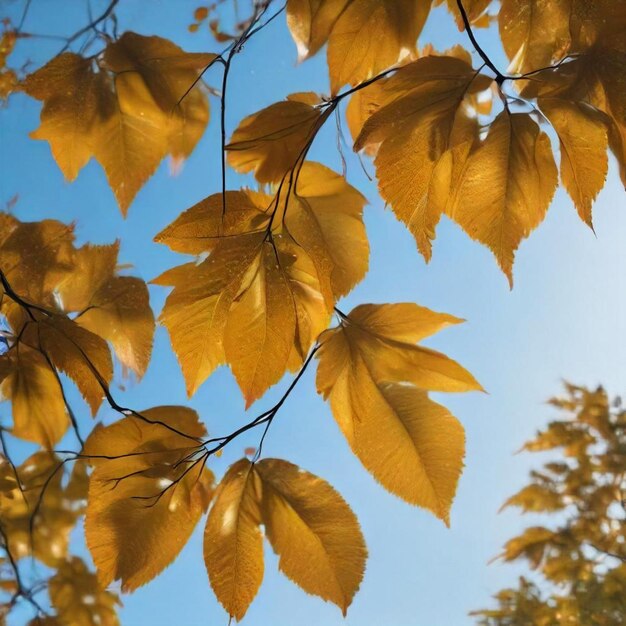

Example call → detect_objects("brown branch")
456 0 505 84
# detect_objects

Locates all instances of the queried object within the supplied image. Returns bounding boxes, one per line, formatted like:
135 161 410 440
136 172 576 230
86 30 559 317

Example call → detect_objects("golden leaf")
0 347 68 448
203 459 263 622
255 458 367 614
23 33 214 214
84 407 212 592
287 0 430 93
0 218 74 308
0 453 87 566
498 0 572 74
56 243 155 377
354 55 492 260
538 99 608 226
49 558 120 626
445 111 558 285
316 303 478 521
155 162 367 402
22 314 113 415
500 527 555 568
227 93 329 183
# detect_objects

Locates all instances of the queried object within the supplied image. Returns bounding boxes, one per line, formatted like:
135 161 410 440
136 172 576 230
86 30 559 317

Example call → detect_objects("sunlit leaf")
203 459 263 622
155 162 367 402
255 458 367 613
84 407 211 592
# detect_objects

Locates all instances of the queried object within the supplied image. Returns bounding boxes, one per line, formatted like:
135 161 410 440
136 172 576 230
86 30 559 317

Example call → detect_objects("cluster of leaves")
0 24 18 101
22 32 214 214
0 214 157 623
472 384 626 625
0 0 624 623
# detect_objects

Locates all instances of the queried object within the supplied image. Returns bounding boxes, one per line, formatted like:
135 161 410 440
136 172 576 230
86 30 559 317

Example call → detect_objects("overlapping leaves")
473 384 626 624
23 32 214 214
0 215 155 447
84 406 213 592
204 457 367 620
316 303 481 522
155 161 368 402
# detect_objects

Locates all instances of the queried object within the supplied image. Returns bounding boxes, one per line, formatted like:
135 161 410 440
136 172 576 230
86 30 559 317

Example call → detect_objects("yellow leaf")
226 93 329 183
23 33 214 214
0 218 74 308
49 558 120 626
354 55 492 260
76 276 154 378
316 303 477 520
56 243 155 377
23 315 113 415
500 527 555 568
203 459 263 622
84 406 212 591
538 98 608 226
498 0 572 74
286 0 349 61
287 0 430 93
0 453 86 566
255 458 367 614
155 162 367 401
436 0 492 29
0 347 68 447
446 111 558 285
23 54 110 181
519 46 622 208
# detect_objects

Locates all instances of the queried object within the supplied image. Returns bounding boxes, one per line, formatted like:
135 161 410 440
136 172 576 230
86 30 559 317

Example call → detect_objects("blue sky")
1 1 626 625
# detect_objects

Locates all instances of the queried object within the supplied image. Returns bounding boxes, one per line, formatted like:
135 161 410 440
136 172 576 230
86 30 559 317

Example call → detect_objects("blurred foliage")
472 383 626 625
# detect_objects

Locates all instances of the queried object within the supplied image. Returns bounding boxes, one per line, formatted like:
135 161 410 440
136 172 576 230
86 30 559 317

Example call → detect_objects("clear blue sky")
1 1 625 625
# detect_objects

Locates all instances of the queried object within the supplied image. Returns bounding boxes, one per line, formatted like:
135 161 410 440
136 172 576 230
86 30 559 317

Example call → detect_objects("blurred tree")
473 384 626 625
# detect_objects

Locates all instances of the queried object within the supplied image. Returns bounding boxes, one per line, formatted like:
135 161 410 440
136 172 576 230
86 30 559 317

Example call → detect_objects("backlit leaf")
84 406 212 591
255 458 367 613
0 453 87 566
155 162 367 402
226 93 329 183
316 303 480 520
287 0 430 93
23 33 214 214
203 459 263 622
445 111 558 284
354 55 492 260
49 557 120 626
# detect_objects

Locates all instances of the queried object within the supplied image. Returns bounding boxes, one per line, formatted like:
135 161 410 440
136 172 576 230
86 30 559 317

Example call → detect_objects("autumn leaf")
155 161 367 402
23 314 113 415
0 453 87 566
437 0 492 28
0 346 69 448
287 0 430 93
445 111 558 284
57 243 155 378
255 458 367 614
519 47 625 209
498 0 572 74
354 54 493 260
23 33 215 214
204 457 366 620
203 458 263 622
0 215 155 445
49 557 120 626
316 303 480 521
536 99 608 226
226 92 330 183
0 217 74 308
84 407 212 592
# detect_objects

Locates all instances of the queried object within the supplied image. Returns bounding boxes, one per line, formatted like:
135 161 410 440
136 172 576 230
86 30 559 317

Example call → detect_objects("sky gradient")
1 1 626 625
